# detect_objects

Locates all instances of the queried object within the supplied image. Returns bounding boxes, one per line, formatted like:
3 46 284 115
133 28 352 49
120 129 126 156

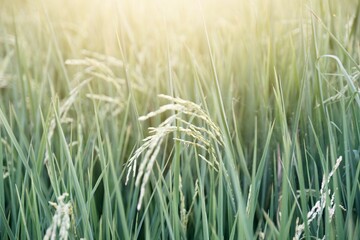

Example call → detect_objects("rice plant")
0 0 359 239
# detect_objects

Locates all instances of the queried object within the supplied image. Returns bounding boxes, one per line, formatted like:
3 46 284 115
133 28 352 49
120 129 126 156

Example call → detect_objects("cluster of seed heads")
44 193 72 240
293 156 344 240
125 94 224 210
45 50 128 165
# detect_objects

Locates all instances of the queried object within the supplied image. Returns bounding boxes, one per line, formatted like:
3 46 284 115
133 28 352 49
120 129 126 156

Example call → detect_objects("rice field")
0 0 360 239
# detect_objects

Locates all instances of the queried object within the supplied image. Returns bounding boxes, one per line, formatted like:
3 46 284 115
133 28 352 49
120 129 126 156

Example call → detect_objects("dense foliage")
0 0 359 239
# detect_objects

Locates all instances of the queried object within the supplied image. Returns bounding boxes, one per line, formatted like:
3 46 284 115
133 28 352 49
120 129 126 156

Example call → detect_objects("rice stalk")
293 156 344 240
125 94 224 210
44 78 92 165
179 175 199 234
65 50 128 93
65 50 129 115
44 193 72 240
